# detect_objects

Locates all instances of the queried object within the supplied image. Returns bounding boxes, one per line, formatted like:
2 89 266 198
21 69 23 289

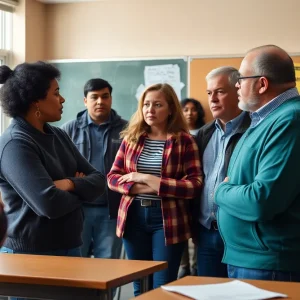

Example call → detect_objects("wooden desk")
0 253 167 300
134 276 300 299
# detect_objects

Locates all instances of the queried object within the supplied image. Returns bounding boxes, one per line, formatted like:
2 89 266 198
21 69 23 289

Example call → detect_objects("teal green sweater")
215 97 300 272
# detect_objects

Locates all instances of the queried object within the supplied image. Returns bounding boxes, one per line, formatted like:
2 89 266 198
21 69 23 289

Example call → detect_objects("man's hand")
224 177 229 182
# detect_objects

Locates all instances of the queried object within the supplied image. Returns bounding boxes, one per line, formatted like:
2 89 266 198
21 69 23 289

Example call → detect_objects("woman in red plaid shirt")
107 83 202 296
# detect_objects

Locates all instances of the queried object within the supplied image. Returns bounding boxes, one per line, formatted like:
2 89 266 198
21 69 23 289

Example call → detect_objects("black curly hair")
0 61 61 118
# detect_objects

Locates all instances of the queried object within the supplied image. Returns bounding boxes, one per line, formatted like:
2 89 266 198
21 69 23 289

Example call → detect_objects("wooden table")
133 276 300 299
0 253 167 300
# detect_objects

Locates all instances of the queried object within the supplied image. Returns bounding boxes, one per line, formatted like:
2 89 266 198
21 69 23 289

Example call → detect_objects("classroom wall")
45 0 300 60
12 0 46 66
26 0 46 62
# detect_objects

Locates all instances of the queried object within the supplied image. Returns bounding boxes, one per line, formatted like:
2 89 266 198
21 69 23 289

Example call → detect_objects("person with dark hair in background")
181 98 205 136
178 98 206 278
0 62 105 259
62 78 126 261
194 66 251 278
215 45 300 282
107 83 202 296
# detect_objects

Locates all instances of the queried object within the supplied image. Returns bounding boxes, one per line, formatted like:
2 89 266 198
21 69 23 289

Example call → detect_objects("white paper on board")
144 64 184 99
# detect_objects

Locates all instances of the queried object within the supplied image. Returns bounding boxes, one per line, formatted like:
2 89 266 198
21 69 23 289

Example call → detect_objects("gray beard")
238 98 260 112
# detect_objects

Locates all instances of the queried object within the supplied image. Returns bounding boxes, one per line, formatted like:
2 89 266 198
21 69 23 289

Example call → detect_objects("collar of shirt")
87 113 111 127
215 111 246 136
250 87 299 128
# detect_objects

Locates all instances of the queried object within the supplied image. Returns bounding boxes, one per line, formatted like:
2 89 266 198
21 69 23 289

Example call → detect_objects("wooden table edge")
0 261 168 290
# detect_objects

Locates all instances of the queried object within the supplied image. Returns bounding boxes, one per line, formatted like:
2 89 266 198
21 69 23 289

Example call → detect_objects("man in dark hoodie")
62 78 127 260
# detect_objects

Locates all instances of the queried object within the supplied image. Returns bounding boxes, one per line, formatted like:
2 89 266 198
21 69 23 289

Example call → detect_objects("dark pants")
123 201 185 296
228 265 300 282
196 224 227 277
81 205 122 259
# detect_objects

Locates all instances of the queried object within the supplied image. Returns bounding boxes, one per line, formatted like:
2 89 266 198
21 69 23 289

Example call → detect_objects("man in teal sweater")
215 45 300 281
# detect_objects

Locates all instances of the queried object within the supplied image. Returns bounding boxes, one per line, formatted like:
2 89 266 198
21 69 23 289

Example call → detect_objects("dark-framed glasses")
237 75 263 85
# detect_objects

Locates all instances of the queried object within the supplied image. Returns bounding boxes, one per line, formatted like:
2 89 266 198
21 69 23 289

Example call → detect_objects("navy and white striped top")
135 138 165 201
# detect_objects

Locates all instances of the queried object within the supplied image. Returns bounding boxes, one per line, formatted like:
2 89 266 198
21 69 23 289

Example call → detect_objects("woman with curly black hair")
0 62 105 258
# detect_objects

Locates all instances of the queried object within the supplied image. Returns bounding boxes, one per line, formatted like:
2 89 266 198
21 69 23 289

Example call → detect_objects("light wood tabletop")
0 253 167 299
0 253 166 289
134 276 300 299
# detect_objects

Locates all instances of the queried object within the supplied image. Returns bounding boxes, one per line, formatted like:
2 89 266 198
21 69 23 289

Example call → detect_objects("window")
0 8 12 133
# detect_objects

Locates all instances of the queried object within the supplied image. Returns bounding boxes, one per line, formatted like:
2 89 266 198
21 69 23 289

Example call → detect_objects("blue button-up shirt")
199 112 246 229
250 88 299 127
88 113 111 205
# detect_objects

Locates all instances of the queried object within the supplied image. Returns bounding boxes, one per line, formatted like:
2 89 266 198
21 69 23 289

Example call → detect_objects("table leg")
139 276 149 294
102 288 113 300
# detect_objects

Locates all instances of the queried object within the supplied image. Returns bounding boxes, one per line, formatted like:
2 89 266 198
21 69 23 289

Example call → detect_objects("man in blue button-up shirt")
62 79 127 261
194 66 250 277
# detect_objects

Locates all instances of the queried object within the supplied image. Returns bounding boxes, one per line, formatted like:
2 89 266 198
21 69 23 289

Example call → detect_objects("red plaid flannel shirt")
107 131 202 245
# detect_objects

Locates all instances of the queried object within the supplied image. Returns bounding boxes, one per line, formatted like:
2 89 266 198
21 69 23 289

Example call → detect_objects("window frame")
0 8 13 134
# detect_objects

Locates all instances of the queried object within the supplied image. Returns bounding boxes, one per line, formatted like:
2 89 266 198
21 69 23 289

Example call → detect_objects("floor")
116 283 134 300
0 287 135 300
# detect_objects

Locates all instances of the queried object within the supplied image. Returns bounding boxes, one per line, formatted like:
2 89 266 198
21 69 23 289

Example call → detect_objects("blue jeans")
228 265 300 282
196 224 227 277
0 246 81 300
81 205 122 259
123 201 185 296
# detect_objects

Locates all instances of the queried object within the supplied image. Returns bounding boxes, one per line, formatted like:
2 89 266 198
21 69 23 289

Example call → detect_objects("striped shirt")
135 138 165 201
107 131 203 245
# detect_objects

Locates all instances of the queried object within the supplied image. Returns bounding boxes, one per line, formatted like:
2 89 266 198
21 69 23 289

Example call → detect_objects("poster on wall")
295 63 300 92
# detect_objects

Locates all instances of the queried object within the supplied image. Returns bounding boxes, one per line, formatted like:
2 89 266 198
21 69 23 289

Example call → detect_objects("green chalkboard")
51 58 187 125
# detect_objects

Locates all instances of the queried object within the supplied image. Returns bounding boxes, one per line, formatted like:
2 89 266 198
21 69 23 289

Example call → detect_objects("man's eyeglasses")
237 75 263 85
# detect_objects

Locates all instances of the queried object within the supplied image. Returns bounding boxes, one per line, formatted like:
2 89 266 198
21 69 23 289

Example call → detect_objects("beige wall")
45 0 300 60
25 0 46 62
12 0 46 66
12 0 300 61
